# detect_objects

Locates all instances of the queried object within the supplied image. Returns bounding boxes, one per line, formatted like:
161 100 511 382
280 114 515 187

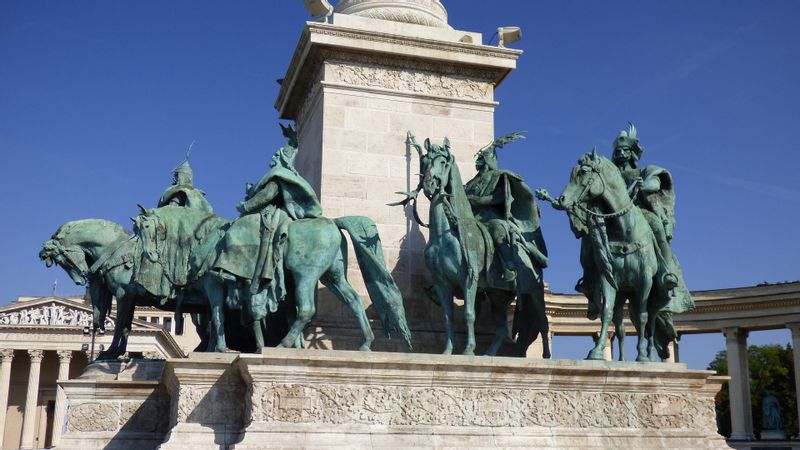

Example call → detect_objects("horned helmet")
612 123 645 168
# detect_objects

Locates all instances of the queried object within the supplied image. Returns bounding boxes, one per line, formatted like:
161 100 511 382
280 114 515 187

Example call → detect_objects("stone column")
20 349 44 449
51 350 72 446
787 323 800 439
0 349 14 446
663 340 679 363
723 328 754 440
593 332 614 361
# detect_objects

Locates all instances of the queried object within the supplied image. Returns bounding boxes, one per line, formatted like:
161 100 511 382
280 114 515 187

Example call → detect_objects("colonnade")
0 349 74 449
723 324 800 441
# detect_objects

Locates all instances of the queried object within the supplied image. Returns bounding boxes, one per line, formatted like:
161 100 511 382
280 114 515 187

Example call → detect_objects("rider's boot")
497 246 517 282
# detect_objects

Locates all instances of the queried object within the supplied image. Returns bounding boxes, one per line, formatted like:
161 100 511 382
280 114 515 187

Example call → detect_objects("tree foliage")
708 344 797 438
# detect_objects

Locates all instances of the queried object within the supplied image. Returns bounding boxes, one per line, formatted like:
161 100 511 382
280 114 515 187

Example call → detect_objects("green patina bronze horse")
41 210 411 359
537 150 682 361
394 135 549 357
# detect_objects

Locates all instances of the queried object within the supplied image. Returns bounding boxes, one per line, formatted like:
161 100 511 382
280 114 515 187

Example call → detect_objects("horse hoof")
586 350 604 360
441 347 453 355
542 350 552 359
358 344 372 352
276 343 286 349
462 349 475 356
636 355 649 362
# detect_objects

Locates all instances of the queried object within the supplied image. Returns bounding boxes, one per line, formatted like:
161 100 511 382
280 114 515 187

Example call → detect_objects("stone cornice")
541 282 800 334
276 21 520 119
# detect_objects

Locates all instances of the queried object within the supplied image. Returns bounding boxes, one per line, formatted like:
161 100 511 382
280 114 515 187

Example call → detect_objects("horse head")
39 226 92 286
132 205 161 263
558 148 610 210
421 137 454 199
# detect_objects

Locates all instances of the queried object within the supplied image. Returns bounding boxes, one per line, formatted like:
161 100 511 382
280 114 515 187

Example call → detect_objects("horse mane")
53 219 132 240
444 160 475 222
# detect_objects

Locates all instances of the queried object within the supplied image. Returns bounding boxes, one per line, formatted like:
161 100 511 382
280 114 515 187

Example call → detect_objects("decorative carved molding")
328 61 491 101
0 349 14 361
309 25 519 62
0 303 114 328
176 384 244 426
56 350 73 361
142 351 162 360
27 349 44 363
249 383 716 431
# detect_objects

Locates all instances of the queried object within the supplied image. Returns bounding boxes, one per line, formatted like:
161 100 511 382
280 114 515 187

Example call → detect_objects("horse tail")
334 216 412 348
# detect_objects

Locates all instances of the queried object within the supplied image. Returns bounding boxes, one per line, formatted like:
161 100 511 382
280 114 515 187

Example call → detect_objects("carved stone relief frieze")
249 383 717 431
0 303 115 328
327 61 492 102
68 402 120 432
175 383 245 426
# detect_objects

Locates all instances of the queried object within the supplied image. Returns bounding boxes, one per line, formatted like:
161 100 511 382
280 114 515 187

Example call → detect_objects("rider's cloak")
214 164 323 282
464 169 547 259
157 185 213 213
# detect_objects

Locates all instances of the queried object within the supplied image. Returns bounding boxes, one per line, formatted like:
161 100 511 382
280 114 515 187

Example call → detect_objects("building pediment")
0 296 159 330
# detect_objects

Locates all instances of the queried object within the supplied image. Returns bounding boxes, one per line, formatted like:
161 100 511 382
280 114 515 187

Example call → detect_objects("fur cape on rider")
464 168 547 255
157 185 213 213
626 165 676 236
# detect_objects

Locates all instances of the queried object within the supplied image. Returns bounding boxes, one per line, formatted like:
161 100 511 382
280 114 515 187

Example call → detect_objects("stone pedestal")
275 6 523 352
60 350 730 449
57 360 169 450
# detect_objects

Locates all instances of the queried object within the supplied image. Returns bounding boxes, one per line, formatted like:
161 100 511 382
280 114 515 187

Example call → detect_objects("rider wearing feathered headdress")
464 132 548 283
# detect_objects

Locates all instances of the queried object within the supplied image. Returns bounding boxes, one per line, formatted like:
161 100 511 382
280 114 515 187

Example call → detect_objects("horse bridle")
573 162 636 220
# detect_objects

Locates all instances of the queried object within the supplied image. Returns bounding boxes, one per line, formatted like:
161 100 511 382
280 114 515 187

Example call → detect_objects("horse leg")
321 268 374 352
587 280 616 360
207 279 228 353
463 279 478 356
435 282 455 355
531 285 551 359
634 277 654 362
613 297 625 361
279 275 316 349
485 290 509 357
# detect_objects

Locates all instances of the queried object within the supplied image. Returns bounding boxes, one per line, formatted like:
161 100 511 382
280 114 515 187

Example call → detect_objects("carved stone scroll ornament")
249 383 717 431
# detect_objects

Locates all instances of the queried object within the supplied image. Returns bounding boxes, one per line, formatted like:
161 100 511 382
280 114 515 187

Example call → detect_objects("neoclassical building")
1 281 798 448
0 295 196 449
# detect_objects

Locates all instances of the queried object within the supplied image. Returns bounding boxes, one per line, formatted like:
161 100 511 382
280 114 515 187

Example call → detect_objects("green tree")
708 344 797 438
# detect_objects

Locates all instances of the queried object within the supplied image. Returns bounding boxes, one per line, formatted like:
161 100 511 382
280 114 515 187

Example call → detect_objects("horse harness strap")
89 237 135 275
608 238 649 256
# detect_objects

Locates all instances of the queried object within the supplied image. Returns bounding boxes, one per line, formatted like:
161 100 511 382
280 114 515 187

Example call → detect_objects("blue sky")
1 1 798 368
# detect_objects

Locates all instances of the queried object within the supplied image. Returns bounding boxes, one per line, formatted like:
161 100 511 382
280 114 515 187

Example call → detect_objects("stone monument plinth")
276 1 523 353
58 350 730 449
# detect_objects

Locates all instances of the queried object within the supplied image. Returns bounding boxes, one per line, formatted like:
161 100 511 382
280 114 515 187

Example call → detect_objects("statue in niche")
761 391 785 437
